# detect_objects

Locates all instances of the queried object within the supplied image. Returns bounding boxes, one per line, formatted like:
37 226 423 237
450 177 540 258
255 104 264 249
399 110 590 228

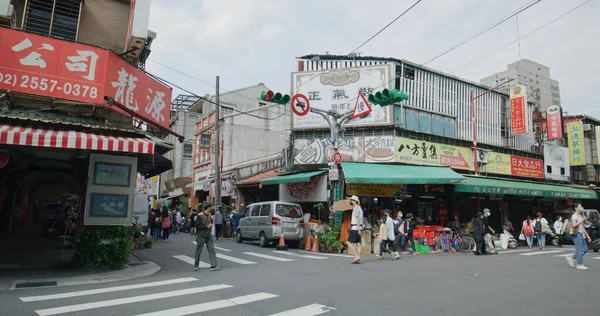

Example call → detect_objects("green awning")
341 162 466 184
260 170 327 185
456 177 598 199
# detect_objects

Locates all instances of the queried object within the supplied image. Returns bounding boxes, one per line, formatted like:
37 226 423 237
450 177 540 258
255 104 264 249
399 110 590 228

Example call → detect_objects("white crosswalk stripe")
272 251 328 260
242 252 295 262
18 279 336 316
216 253 257 265
172 255 210 268
519 250 565 256
555 253 574 257
191 241 231 252
592 257 600 260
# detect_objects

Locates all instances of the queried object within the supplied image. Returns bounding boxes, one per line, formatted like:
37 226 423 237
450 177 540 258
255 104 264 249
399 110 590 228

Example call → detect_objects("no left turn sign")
291 94 310 116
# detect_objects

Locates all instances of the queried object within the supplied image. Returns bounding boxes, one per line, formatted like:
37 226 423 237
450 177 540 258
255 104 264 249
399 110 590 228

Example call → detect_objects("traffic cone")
311 234 320 253
304 232 312 251
275 231 288 251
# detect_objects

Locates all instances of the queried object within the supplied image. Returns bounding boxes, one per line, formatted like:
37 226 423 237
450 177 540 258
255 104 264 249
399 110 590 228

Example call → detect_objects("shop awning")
237 169 282 185
341 162 466 184
261 170 327 185
0 123 155 154
455 176 598 199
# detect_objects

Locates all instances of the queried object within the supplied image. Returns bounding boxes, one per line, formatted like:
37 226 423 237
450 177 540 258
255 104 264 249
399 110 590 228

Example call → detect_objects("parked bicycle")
450 227 476 253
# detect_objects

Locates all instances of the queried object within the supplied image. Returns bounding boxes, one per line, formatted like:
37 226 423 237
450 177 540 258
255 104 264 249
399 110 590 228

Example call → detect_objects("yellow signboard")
395 137 473 170
567 122 585 166
346 183 404 197
482 152 511 175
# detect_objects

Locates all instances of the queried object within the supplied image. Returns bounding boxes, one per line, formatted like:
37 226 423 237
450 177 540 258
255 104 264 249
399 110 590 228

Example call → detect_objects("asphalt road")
2 233 600 316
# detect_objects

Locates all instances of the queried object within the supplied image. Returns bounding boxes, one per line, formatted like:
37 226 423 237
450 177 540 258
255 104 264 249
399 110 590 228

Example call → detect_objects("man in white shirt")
385 210 400 259
348 195 364 264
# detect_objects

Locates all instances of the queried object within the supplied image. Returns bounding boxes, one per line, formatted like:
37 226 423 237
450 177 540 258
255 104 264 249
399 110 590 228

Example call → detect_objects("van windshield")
276 204 303 218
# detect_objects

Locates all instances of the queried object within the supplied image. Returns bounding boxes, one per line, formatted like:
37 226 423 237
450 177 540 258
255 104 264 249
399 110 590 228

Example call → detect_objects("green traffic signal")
368 89 409 106
259 90 290 104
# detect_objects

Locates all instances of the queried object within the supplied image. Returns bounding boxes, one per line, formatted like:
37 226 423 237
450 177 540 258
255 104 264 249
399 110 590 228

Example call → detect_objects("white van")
236 201 305 248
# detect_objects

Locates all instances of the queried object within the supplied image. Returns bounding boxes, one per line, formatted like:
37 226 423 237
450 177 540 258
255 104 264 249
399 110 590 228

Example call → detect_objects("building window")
23 0 82 41
551 85 559 91
560 167 565 175
551 92 560 98
547 165 552 173
404 66 415 80
552 99 561 106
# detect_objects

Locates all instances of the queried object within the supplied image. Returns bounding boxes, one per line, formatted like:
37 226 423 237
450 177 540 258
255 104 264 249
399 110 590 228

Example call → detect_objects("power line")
450 0 593 74
422 0 541 65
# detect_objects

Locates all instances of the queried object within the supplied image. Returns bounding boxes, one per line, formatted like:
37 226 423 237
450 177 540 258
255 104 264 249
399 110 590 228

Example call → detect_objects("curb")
6 261 161 291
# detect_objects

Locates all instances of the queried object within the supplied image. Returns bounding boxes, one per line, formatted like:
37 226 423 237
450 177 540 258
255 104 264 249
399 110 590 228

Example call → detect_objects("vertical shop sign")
510 85 527 135
546 105 563 140
567 121 585 166
334 182 343 202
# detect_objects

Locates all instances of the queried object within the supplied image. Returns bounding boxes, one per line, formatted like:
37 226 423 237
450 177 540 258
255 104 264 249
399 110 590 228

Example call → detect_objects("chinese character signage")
395 137 473 170
510 85 527 135
346 183 405 197
294 137 365 164
546 105 563 140
482 152 544 179
0 28 172 129
567 121 585 166
364 136 395 162
291 65 393 129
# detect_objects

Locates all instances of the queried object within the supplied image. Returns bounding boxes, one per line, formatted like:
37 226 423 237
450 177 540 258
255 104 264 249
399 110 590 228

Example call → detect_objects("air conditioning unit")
583 124 593 131
477 150 489 164
0 1 16 28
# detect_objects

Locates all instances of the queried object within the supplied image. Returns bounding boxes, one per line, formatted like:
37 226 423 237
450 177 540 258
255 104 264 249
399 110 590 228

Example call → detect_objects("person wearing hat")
347 195 364 264
474 212 486 255
483 209 497 254
194 202 220 271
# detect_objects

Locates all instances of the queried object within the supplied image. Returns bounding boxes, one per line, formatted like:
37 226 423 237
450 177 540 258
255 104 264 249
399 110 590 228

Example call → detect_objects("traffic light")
367 89 408 106
260 90 290 104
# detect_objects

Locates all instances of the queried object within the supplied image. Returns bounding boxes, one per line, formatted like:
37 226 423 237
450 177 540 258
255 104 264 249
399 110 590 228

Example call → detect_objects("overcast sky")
146 0 599 118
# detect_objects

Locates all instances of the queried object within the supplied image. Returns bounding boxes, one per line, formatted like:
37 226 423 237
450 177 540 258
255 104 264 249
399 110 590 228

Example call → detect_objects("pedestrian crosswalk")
18 278 336 316
498 247 600 261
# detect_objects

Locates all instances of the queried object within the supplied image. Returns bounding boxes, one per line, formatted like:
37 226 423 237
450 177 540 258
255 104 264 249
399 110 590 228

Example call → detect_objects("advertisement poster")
291 65 393 129
482 152 544 178
567 121 585 166
546 105 563 140
279 175 327 202
510 85 527 135
395 137 472 170
293 137 364 165
346 183 405 197
364 136 396 163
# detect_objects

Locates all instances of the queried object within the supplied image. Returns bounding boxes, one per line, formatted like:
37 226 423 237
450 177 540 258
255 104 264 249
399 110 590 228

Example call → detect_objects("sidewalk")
0 252 160 291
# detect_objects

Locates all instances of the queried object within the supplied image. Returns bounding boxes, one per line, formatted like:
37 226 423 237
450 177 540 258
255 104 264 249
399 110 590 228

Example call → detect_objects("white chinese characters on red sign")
546 105 563 141
0 28 106 104
510 156 543 178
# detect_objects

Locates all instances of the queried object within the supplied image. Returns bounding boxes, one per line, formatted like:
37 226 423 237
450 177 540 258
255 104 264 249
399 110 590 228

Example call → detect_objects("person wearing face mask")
377 213 395 260
474 212 485 255
566 204 592 270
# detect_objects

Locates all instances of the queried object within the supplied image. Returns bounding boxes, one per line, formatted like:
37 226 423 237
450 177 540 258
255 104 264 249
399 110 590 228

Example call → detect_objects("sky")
146 0 600 118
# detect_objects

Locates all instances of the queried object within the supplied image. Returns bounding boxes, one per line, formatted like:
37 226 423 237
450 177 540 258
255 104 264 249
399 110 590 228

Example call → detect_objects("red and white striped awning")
0 123 155 154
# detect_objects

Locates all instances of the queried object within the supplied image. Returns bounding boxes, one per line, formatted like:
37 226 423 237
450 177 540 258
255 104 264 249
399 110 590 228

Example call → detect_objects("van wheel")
236 230 243 243
259 232 269 248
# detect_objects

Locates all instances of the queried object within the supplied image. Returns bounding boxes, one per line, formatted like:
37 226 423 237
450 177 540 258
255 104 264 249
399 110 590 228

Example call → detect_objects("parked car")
236 201 305 248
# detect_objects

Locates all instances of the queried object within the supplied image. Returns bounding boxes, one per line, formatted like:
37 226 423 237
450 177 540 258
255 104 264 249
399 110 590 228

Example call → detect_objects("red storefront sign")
546 105 563 140
510 85 527 135
0 28 171 129
511 156 544 178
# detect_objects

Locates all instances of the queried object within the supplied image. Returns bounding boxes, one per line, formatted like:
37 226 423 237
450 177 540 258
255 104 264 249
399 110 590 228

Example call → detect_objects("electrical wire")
421 0 541 65
450 0 593 74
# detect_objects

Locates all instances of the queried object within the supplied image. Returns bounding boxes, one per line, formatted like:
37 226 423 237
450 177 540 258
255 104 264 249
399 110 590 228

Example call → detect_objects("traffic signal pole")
214 76 221 211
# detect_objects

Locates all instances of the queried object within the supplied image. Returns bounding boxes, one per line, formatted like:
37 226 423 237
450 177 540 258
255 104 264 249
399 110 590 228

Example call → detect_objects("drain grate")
15 281 57 289
463 273 479 277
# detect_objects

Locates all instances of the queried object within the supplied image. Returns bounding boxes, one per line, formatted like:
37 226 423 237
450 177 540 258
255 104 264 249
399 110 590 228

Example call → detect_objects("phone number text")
0 72 98 99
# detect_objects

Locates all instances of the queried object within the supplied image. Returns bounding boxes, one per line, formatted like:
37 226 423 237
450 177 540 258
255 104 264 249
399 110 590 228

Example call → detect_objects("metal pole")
214 76 221 209
471 89 481 212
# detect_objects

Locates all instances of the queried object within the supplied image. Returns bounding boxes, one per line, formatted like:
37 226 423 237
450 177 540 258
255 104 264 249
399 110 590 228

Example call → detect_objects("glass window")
551 85 559 91
443 117 455 137
552 99 561 105
24 0 81 41
405 108 419 131
552 92 560 98
431 115 444 136
419 112 432 133
244 207 252 218
259 204 271 216
251 205 261 217
276 204 303 218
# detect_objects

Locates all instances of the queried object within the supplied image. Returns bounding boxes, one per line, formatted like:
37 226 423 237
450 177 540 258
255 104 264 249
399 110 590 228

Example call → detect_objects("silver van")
235 201 305 248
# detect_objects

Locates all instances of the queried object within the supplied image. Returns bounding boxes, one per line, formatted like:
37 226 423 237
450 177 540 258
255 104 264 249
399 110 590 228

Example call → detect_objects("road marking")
290 251 353 258
497 249 533 254
268 303 336 316
172 255 210 268
20 277 198 302
216 253 256 265
592 257 600 260
242 252 295 262
555 253 574 257
520 250 565 256
34 284 232 316
191 241 231 252
272 251 328 260
134 292 278 316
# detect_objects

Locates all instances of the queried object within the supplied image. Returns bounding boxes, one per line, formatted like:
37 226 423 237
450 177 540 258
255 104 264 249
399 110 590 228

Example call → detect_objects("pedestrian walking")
229 210 235 239
393 211 404 253
190 208 198 236
347 195 364 264
534 212 548 250
566 203 592 270
232 209 242 239
377 215 393 260
482 209 497 254
384 210 400 259
161 207 171 242
400 213 416 254
214 208 224 240
194 202 220 272
521 215 534 248
474 212 485 255
553 216 564 247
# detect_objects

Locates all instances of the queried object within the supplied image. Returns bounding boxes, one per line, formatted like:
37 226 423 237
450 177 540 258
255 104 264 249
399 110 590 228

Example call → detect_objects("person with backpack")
521 215 534 248
533 212 549 250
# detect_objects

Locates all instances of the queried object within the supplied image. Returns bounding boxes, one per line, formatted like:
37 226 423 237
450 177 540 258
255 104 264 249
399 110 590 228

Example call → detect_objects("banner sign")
0 28 172 128
567 121 585 166
546 105 563 140
346 183 405 197
395 137 472 170
510 85 527 135
483 152 544 179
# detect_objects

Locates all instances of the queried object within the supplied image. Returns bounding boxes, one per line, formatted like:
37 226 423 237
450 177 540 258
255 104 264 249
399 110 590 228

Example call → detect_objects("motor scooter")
490 224 518 249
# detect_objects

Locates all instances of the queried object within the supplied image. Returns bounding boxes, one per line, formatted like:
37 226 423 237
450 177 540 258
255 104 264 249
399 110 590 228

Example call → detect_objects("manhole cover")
15 281 57 289
338 267 357 271
463 273 479 277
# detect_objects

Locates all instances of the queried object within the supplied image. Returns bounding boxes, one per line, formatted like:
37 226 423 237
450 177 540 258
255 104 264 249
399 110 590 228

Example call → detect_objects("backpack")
524 220 533 235
563 218 576 236
394 219 403 235
534 219 543 233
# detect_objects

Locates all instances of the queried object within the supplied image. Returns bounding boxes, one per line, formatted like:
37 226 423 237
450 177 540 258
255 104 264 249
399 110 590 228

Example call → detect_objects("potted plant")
318 224 342 253
313 203 325 220
144 237 153 249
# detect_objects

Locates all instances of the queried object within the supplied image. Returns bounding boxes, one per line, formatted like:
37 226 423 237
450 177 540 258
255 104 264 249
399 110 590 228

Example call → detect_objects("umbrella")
331 199 354 211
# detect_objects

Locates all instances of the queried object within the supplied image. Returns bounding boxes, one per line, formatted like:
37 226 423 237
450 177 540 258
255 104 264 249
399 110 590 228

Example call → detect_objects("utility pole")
214 75 221 210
